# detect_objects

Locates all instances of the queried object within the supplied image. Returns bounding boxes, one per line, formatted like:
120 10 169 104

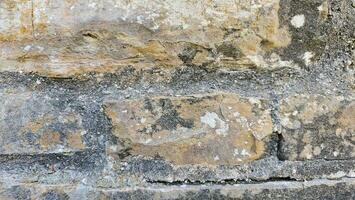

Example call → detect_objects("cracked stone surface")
0 0 354 199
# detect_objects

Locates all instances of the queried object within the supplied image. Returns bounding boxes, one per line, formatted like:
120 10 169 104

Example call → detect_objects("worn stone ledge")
0 156 354 188
116 157 355 184
0 178 354 200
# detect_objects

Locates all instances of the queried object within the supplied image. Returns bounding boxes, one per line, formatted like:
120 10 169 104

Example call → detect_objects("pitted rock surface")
0 0 354 199
279 94 355 160
104 93 273 165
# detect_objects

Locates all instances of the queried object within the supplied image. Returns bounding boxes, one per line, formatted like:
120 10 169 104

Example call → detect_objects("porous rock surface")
0 0 354 199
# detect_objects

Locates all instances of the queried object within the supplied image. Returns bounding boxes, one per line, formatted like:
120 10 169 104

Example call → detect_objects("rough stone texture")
119 157 355 183
0 0 296 78
279 94 355 161
0 90 87 154
0 178 354 200
105 93 273 166
0 0 354 199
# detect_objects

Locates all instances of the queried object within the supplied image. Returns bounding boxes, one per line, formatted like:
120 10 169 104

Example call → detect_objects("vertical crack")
269 92 285 161
277 132 286 161
31 0 36 39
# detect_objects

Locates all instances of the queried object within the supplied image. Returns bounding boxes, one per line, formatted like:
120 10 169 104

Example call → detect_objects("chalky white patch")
302 51 314 66
201 112 218 128
200 112 229 136
240 149 250 156
23 45 32 51
291 14 305 28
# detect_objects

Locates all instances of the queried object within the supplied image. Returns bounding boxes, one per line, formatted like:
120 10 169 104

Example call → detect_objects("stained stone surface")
279 94 355 160
104 93 273 166
0 0 354 199
0 0 292 77
0 90 87 154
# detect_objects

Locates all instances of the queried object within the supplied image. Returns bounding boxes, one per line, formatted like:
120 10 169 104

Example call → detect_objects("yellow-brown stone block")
104 93 273 165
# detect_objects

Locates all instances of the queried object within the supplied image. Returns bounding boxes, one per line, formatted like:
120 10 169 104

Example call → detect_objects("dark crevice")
145 177 299 186
268 92 286 162
277 133 286 161
82 32 100 40
0 150 98 160
0 150 105 171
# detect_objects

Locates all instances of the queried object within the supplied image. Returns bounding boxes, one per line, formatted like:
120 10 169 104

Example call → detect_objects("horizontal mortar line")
0 67 299 78
0 149 104 160
102 178 355 191
5 178 352 191
321 157 355 161
0 149 353 160
278 158 355 163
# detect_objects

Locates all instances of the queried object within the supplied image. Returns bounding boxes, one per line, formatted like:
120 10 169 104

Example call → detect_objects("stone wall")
0 0 354 199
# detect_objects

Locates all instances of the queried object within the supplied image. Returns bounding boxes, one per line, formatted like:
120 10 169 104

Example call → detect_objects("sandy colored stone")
104 93 273 166
0 0 292 77
279 94 355 160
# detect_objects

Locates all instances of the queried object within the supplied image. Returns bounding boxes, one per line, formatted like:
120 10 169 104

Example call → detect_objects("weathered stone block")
279 94 355 160
0 0 293 77
0 0 353 198
0 90 87 154
104 93 273 165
